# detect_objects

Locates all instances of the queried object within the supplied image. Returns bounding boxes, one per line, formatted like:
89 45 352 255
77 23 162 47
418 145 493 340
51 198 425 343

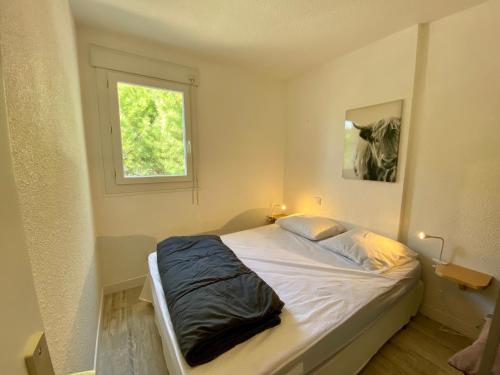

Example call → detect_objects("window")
107 71 193 185
92 46 198 194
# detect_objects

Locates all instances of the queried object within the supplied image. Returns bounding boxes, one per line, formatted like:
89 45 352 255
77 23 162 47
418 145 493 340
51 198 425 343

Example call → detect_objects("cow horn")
352 121 368 130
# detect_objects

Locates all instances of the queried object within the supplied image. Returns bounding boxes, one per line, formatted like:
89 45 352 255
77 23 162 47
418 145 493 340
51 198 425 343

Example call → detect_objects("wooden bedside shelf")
435 263 492 290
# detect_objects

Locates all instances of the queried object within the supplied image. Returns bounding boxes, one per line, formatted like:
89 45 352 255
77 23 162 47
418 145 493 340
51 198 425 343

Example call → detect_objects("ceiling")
70 0 485 80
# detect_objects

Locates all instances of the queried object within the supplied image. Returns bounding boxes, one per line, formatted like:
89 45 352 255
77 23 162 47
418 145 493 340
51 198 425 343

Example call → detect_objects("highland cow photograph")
342 100 403 183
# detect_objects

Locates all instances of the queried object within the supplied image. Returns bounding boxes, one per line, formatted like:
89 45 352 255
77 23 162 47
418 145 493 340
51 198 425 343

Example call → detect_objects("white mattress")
148 224 421 375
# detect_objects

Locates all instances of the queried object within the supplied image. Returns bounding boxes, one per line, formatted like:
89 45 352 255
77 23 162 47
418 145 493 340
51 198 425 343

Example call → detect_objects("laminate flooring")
97 287 472 375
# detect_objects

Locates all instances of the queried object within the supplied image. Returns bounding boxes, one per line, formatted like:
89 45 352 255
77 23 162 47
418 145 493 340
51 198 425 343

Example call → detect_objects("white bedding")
148 224 420 375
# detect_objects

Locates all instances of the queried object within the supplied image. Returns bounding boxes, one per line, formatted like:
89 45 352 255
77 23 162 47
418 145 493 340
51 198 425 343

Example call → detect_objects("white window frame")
91 46 199 194
107 71 193 185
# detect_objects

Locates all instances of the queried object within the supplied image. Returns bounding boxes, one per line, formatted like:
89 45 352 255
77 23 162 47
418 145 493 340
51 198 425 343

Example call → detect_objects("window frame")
91 46 199 195
106 71 194 185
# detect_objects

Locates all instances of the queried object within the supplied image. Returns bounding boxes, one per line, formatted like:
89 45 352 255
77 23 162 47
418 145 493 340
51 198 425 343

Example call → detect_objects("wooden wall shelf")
435 263 492 290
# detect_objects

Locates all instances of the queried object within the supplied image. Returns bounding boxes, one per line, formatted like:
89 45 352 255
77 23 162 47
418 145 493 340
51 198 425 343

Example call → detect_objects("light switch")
25 332 55 375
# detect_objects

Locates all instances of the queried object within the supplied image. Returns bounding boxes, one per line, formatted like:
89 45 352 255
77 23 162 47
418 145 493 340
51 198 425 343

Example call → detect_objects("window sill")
103 174 195 194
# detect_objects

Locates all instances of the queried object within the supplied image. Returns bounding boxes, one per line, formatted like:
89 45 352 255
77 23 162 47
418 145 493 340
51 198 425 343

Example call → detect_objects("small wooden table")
266 213 287 224
435 263 492 290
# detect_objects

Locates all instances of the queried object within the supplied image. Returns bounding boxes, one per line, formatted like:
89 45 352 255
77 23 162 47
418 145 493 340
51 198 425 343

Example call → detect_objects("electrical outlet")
25 332 55 375
313 196 322 206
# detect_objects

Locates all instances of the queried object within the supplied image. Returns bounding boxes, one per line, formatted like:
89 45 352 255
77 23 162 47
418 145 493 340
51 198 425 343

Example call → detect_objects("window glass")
117 82 187 178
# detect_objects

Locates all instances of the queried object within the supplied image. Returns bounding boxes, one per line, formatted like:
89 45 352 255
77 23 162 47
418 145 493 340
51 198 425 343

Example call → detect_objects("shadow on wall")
200 208 269 235
97 208 269 288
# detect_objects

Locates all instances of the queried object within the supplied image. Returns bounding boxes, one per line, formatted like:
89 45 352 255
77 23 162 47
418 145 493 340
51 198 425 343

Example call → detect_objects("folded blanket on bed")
157 234 284 366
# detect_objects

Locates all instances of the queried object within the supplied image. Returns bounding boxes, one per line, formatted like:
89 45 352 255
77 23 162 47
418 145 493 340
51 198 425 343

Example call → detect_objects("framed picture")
342 99 403 183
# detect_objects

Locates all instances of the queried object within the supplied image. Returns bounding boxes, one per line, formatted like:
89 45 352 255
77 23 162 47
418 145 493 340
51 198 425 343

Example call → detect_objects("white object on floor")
139 277 153 303
149 224 421 375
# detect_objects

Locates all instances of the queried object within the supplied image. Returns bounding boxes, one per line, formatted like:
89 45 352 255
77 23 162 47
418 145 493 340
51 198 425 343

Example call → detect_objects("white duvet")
149 224 420 375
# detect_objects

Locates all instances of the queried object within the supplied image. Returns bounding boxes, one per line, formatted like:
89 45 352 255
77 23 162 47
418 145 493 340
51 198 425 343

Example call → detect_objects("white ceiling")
70 0 484 80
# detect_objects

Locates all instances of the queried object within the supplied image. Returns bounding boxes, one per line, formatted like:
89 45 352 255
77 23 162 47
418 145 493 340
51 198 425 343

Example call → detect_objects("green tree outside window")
117 82 186 177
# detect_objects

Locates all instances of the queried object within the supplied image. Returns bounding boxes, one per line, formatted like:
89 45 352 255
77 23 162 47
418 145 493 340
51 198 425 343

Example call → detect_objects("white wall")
284 26 419 239
0 46 45 375
0 1 101 373
284 3 500 338
76 26 285 287
401 2 500 337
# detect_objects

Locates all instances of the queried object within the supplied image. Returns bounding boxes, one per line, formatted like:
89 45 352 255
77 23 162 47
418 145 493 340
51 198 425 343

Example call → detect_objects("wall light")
418 232 448 265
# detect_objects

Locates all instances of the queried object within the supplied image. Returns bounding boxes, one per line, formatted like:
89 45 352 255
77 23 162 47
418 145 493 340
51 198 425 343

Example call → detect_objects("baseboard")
420 303 479 339
103 275 147 295
93 288 104 371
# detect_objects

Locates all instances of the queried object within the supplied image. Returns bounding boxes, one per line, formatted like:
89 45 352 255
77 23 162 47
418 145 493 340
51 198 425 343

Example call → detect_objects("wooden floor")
98 287 471 375
97 287 168 375
359 314 471 375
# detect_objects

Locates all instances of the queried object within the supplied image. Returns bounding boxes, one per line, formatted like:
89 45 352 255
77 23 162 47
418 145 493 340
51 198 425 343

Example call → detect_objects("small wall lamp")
418 232 448 265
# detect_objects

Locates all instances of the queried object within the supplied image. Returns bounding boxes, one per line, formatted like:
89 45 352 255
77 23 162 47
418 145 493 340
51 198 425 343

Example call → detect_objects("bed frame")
278 281 423 375
150 268 423 375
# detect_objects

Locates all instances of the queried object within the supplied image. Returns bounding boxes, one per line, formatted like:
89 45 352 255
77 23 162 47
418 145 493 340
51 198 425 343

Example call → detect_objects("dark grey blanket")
157 235 284 366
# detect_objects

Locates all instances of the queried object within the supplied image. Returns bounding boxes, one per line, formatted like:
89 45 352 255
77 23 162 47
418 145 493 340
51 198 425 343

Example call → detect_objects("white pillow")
318 228 418 272
276 214 345 241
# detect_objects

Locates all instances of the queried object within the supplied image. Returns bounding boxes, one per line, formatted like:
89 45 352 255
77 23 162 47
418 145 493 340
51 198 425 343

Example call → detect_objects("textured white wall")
76 26 285 287
401 2 500 337
0 1 100 373
0 48 45 375
284 26 419 239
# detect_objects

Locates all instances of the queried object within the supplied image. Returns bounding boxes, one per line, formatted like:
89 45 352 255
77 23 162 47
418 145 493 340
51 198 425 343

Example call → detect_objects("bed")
148 224 422 375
